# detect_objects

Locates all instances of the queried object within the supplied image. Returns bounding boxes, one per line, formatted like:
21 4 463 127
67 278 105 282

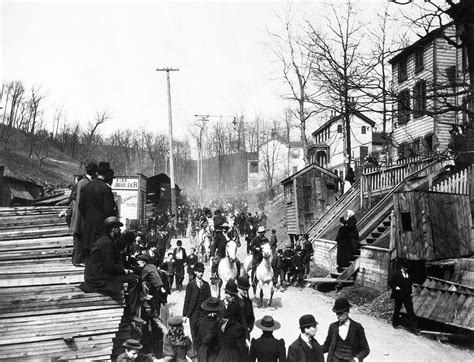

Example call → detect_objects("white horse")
214 238 239 298
242 242 274 307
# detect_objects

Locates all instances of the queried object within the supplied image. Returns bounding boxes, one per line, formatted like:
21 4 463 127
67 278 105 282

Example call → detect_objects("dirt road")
166 237 473 361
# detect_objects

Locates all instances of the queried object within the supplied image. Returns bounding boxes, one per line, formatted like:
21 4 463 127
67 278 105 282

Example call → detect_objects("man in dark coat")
183 262 211 349
250 226 269 283
172 239 187 291
237 276 255 341
197 297 225 361
301 234 313 278
388 259 419 333
209 223 230 280
70 162 98 266
322 297 370 362
335 217 352 272
79 216 140 319
288 314 324 362
78 162 117 256
250 315 286 362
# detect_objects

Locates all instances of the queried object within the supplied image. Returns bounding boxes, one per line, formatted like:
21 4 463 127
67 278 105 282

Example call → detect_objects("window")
337 124 342 133
293 166 298 174
249 161 258 173
359 146 368 161
291 149 300 158
424 134 433 154
401 212 413 232
398 57 408 82
462 46 469 72
415 48 424 73
361 126 366 134
412 139 420 155
398 89 410 125
413 80 427 117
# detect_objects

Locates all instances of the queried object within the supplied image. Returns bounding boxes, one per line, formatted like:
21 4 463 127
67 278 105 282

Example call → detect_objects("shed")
281 164 339 236
146 173 181 213
111 174 147 227
0 166 42 207
392 190 472 260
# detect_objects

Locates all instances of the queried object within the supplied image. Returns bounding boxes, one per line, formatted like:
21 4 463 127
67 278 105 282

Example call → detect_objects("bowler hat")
176 239 182 246
255 315 281 331
299 314 318 328
332 297 351 313
103 216 123 228
237 276 250 290
137 254 152 263
85 162 98 172
98 161 111 175
224 279 238 295
168 316 183 327
194 262 205 272
257 225 266 233
122 339 142 350
201 297 225 312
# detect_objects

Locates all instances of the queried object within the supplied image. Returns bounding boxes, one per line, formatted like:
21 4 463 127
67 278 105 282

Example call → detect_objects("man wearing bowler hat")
79 161 118 257
80 216 141 322
250 315 286 362
322 297 370 362
288 314 324 362
70 162 98 266
237 276 255 340
183 261 211 349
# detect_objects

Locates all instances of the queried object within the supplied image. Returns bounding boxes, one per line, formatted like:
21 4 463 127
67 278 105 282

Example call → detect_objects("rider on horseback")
249 226 269 283
209 223 230 283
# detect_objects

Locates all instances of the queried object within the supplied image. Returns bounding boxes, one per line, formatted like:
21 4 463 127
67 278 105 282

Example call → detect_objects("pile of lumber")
0 206 125 360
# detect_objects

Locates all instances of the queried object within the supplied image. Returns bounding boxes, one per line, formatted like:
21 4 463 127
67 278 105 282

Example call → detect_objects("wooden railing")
430 166 471 195
361 157 435 200
306 180 361 240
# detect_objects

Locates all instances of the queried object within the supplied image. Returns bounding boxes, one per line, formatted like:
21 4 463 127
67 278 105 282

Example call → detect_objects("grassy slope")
0 127 81 186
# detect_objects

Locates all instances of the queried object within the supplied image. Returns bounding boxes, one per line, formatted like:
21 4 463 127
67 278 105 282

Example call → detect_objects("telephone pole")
156 67 179 226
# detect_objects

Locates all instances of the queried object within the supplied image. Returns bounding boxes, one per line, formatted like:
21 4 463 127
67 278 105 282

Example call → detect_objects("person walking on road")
196 297 225 362
182 262 211 349
173 239 187 291
388 259 419 334
322 297 370 362
237 276 255 341
250 315 286 362
287 314 324 362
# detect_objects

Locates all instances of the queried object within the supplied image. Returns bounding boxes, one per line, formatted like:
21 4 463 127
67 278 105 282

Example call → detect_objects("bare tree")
268 3 321 163
32 129 50 171
77 111 109 168
209 121 233 195
305 0 375 174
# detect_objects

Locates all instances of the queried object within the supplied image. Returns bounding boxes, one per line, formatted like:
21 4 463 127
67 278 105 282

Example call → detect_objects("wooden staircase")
0 206 125 360
411 276 473 331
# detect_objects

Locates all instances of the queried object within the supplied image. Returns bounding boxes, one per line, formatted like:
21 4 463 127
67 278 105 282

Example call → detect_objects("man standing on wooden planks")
78 161 118 259
69 162 98 266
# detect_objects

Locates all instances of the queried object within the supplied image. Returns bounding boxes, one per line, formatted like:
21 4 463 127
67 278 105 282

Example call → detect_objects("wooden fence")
430 166 471 195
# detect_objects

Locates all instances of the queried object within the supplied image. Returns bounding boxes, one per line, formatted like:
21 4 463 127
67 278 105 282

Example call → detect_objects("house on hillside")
249 133 305 191
281 163 340 242
307 110 376 179
389 23 464 161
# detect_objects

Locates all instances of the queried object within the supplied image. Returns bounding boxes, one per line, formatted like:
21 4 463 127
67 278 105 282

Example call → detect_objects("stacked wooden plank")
411 276 473 331
0 206 125 360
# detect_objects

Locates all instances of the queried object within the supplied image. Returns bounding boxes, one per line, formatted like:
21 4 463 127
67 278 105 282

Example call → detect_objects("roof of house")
388 22 453 65
280 163 339 185
312 110 376 136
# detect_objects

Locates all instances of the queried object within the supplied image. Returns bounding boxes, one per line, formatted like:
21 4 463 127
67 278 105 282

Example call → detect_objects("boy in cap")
322 297 370 361
272 249 285 289
291 245 304 287
250 315 286 362
288 314 324 362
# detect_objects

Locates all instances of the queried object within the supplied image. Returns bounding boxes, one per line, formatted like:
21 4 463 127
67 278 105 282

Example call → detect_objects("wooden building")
389 23 459 161
392 190 472 260
281 164 339 237
0 166 43 207
146 173 181 214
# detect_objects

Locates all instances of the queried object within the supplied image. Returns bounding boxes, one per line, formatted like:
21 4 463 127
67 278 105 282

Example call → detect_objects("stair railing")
430 166 471 195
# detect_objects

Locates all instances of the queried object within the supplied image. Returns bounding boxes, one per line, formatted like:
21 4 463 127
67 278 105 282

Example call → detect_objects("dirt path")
166 237 473 361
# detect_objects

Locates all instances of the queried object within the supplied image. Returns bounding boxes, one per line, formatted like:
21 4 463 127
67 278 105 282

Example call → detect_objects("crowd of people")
61 162 425 361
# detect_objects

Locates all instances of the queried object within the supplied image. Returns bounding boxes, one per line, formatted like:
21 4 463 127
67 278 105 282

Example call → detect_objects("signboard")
111 175 147 227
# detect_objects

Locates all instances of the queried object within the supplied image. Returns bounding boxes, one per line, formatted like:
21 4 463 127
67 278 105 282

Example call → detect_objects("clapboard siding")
312 238 337 273
358 246 390 290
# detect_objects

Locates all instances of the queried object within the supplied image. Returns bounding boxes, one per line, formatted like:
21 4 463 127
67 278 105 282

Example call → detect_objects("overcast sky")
2 0 402 140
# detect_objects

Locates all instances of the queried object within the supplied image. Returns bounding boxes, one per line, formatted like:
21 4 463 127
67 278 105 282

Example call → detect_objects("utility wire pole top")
156 68 180 72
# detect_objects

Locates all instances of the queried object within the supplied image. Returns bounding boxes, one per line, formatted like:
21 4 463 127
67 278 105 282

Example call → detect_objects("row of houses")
248 22 471 194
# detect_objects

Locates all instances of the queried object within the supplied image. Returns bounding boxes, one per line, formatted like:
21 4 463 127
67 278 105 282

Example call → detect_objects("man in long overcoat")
183 262 211 349
79 162 117 256
80 216 140 318
70 162 98 266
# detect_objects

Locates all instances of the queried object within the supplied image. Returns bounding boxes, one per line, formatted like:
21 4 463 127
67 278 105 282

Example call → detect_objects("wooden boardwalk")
0 206 125 360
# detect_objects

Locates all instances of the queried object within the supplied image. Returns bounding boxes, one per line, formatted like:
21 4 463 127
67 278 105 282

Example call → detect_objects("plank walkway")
0 206 125 360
